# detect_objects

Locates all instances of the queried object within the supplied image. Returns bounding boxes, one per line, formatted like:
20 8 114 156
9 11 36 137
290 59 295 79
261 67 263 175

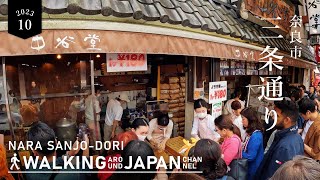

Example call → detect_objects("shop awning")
0 28 315 69
0 0 315 65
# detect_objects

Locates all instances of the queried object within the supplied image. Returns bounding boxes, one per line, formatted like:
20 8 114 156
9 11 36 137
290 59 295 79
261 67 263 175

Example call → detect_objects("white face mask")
137 135 147 141
197 112 207 119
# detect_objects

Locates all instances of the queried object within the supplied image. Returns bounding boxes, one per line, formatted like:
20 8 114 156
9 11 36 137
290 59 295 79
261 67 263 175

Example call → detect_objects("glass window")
0 59 12 132
5 54 91 128
195 57 213 102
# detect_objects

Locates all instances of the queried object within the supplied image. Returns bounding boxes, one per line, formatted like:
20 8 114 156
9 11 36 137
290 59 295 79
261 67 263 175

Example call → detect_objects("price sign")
209 81 227 104
212 101 223 120
8 0 42 39
107 53 147 72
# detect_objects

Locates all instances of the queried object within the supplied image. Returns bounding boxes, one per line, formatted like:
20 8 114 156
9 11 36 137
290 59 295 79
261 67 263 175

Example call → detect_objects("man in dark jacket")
255 100 304 180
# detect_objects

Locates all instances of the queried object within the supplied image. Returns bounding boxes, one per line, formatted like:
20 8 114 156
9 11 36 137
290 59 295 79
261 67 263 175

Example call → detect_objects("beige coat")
304 119 320 160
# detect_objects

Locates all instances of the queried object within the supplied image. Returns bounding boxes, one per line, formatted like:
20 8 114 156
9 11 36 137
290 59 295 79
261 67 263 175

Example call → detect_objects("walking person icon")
10 153 20 170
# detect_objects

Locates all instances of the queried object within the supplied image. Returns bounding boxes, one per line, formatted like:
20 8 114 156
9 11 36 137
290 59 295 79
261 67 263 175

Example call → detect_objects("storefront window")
196 57 211 100
0 59 11 132
4 54 90 128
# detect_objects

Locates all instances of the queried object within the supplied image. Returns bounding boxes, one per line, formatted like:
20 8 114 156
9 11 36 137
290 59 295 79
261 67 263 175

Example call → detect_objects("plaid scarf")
243 130 260 152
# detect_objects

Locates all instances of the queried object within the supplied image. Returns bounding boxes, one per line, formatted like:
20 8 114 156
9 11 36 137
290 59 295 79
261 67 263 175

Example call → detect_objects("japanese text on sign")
243 0 294 33
209 81 227 104
306 0 320 35
106 53 148 72
255 14 287 130
212 102 223 120
289 15 303 59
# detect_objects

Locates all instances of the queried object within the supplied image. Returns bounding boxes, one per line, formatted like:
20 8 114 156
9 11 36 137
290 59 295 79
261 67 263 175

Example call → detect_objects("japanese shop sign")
212 101 223 120
209 81 227 104
243 0 295 32
306 0 320 35
0 30 315 69
106 53 147 72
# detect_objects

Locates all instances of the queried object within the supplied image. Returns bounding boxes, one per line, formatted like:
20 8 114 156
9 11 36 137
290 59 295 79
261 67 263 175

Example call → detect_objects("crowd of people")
190 86 320 180
0 85 320 180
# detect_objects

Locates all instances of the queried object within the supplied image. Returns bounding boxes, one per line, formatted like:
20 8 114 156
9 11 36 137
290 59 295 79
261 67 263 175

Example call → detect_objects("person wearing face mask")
131 118 149 141
191 99 220 142
104 92 129 142
147 113 173 151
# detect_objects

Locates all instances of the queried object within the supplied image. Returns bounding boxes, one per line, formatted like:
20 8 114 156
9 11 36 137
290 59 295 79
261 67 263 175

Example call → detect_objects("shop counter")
153 136 197 164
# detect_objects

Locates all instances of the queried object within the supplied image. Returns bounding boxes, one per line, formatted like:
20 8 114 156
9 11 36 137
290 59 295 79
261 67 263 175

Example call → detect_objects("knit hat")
20 104 39 126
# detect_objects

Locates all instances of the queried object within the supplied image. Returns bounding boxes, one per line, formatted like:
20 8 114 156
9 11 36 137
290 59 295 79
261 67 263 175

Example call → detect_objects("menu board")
246 62 259 75
235 61 245 75
230 61 236 76
220 60 230 76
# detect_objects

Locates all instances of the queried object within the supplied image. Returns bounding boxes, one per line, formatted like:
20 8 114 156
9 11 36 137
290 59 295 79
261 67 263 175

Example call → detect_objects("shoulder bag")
227 140 248 180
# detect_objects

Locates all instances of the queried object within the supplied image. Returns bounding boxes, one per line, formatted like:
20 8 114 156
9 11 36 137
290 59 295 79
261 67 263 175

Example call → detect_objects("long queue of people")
1 88 320 180
190 88 320 180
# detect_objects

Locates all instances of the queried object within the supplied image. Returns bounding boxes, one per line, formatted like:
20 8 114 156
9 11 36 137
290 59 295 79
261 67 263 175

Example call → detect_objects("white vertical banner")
306 0 320 34
212 101 223 120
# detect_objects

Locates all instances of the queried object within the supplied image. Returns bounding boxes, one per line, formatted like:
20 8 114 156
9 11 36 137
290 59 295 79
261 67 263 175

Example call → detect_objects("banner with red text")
106 53 147 72
209 81 227 104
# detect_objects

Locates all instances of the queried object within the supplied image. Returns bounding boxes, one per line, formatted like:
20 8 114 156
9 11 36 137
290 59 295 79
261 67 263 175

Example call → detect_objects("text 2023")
16 9 34 17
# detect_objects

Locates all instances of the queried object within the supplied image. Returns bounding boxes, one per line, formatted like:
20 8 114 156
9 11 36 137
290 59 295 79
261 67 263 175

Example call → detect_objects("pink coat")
221 134 242 166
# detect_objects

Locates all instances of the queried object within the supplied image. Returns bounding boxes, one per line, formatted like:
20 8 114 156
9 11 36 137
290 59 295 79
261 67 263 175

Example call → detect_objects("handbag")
227 140 248 180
